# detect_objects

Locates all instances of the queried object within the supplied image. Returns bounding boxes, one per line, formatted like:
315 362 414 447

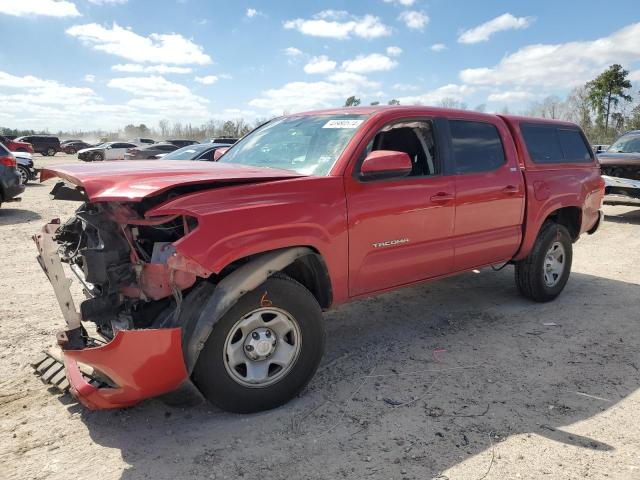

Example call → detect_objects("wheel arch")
180 246 330 372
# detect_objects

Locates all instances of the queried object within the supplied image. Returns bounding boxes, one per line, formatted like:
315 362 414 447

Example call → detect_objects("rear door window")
449 120 505 174
521 124 592 163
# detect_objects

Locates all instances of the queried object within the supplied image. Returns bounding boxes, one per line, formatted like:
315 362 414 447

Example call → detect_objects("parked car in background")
77 141 138 162
597 130 640 179
158 143 233 161
15 135 61 156
129 138 156 146
204 137 238 144
13 151 37 184
0 135 34 153
0 143 24 207
61 141 92 154
165 139 199 148
124 143 178 159
61 139 83 145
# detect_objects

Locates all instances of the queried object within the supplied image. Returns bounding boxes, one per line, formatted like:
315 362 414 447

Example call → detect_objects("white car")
77 142 138 162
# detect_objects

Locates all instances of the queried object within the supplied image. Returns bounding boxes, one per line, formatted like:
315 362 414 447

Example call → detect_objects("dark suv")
0 143 24 207
15 135 61 156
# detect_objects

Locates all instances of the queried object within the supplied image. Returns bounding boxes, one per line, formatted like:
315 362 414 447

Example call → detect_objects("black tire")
515 221 572 302
193 275 325 413
40 150 49 157
18 166 29 185
47 148 56 156
92 152 104 161
68 148 76 154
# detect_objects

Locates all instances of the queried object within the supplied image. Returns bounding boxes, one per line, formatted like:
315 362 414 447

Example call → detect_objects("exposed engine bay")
47 199 201 344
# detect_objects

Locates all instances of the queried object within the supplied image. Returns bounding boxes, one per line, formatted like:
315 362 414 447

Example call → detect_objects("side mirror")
360 150 412 180
213 147 230 161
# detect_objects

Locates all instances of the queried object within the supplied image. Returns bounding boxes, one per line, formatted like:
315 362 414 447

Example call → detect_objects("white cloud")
487 90 535 102
1 0 80 17
0 69 215 130
194 75 218 84
458 13 533 44
392 83 419 91
398 84 474 105
630 69 640 84
460 22 640 88
246 8 261 18
383 0 416 6
386 46 402 57
249 73 379 115
88 0 127 4
84 74 95 82
430 43 446 52
304 56 337 74
284 11 391 40
112 64 193 74
398 11 428 30
341 53 398 74
66 23 211 65
284 47 303 57
108 76 210 120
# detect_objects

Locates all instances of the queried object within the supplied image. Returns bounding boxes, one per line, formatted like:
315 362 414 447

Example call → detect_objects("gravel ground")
1 154 639 480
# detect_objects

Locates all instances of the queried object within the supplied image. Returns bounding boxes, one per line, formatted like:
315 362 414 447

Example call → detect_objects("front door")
345 119 456 296
446 118 525 271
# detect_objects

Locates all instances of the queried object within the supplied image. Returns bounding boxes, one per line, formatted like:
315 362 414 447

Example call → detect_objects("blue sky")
0 0 639 131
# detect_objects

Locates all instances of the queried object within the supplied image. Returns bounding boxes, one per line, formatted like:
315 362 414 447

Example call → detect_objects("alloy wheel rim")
19 169 28 184
223 307 302 388
543 241 565 287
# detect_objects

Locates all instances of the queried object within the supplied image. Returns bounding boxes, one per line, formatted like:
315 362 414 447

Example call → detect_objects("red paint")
40 160 303 202
360 150 412 176
63 328 187 410
0 137 34 154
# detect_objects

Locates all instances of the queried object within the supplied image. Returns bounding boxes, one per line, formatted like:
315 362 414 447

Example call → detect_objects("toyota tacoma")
33 107 604 413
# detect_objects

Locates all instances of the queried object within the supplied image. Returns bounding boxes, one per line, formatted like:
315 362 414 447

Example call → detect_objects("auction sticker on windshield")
322 119 364 129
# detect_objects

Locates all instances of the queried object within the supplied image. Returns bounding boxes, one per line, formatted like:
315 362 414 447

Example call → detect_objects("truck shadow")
604 209 640 225
73 269 639 479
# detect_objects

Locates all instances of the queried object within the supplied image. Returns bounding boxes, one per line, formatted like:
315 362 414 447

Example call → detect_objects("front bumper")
63 328 187 410
34 222 189 409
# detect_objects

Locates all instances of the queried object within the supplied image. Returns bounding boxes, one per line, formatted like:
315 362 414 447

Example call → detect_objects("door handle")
502 185 519 195
430 192 454 203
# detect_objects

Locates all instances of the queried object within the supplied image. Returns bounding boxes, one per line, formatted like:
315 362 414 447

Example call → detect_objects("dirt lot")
1 153 639 480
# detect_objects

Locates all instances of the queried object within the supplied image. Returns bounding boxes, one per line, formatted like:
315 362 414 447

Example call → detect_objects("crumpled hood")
40 160 304 201
597 152 640 166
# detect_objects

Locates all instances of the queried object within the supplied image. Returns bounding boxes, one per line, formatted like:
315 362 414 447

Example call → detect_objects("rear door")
345 117 456 296
446 118 525 271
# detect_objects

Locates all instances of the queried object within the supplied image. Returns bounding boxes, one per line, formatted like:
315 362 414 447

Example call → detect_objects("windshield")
607 134 640 153
162 145 209 160
219 114 368 175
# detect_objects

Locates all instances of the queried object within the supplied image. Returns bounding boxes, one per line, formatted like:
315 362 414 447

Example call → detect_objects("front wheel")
515 221 573 302
92 152 104 161
47 148 56 156
193 275 325 413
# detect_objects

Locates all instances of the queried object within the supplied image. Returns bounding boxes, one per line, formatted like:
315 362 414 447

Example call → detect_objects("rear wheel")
40 150 49 157
18 166 29 185
92 152 104 162
67 148 76 154
515 221 572 302
193 275 325 413
47 148 56 156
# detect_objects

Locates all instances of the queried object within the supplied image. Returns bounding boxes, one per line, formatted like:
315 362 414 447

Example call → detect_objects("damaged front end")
34 188 209 409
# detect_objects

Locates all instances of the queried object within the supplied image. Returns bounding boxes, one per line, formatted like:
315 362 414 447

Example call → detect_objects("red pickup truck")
34 106 604 413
